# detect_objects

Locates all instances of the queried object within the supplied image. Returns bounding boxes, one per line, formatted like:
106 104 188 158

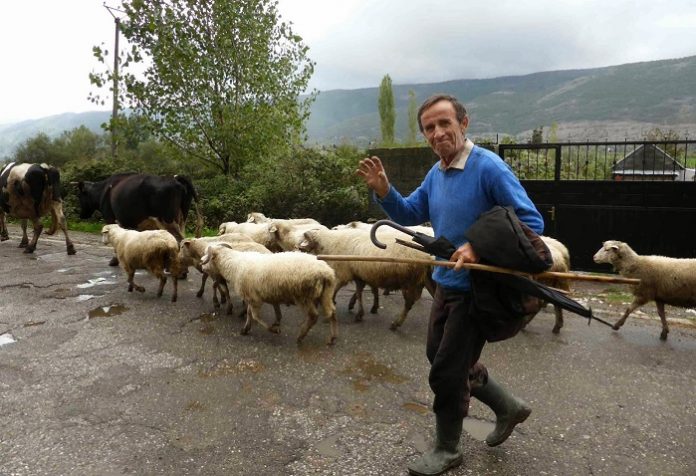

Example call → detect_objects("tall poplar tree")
407 89 418 145
378 74 395 146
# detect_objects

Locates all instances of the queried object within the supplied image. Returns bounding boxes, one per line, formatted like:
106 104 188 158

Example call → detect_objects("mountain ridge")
2 55 696 158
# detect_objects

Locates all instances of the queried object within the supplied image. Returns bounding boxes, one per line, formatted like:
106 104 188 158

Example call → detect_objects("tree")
530 126 544 144
378 74 395 146
407 89 418 145
89 0 315 177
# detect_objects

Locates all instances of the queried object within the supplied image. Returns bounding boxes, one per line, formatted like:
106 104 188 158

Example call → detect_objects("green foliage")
530 126 544 144
89 0 316 177
378 74 396 146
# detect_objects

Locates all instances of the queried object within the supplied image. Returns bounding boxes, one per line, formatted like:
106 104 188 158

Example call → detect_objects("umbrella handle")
370 219 417 249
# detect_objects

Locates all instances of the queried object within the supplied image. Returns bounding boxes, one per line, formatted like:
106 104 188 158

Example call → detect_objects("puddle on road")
402 402 429 415
341 352 408 392
77 277 117 289
316 434 341 458
76 294 100 302
0 333 17 347
462 417 495 442
87 304 128 319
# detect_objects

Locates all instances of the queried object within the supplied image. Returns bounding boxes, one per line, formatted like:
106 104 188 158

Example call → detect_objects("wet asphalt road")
1 227 696 476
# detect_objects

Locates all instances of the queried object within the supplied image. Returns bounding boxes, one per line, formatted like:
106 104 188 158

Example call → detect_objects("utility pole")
105 4 121 159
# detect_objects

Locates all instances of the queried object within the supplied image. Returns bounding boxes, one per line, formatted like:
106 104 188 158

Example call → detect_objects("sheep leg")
241 305 253 335
320 291 338 346
656 301 669 340
297 303 320 344
211 281 221 309
236 300 248 320
196 272 208 298
348 291 357 310
354 280 366 322
269 304 283 332
156 273 167 297
369 285 380 314
170 272 178 302
552 305 564 334
390 287 418 330
126 269 145 293
248 303 277 334
613 297 647 330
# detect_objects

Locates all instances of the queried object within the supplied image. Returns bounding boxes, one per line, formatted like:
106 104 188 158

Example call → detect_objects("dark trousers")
427 285 488 420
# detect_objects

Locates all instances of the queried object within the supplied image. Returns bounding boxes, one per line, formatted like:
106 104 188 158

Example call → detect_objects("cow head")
75 181 98 219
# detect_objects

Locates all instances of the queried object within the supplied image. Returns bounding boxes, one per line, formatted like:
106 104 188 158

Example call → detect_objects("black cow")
0 162 76 255
76 173 200 263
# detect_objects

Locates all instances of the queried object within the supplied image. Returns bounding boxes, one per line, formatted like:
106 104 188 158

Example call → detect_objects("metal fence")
498 140 696 181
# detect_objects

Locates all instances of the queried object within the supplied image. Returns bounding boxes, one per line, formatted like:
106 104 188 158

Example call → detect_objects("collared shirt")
438 138 475 171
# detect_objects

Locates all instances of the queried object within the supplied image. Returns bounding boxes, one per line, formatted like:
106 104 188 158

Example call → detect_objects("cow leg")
19 220 29 248
51 202 76 255
46 206 58 235
23 219 43 253
0 212 8 241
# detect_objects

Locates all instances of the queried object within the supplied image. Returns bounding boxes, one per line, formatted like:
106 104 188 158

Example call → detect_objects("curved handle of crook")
370 219 417 249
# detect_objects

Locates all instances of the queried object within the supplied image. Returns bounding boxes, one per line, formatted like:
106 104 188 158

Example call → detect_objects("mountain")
2 55 696 158
0 112 108 159
306 55 696 145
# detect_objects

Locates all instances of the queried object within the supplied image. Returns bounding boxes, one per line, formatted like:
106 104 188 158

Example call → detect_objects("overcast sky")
1 0 695 124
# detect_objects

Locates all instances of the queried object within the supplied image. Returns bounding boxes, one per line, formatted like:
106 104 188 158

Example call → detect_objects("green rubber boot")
407 414 463 476
470 375 531 447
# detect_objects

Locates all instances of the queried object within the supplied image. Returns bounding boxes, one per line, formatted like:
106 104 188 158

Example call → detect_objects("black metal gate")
499 141 696 271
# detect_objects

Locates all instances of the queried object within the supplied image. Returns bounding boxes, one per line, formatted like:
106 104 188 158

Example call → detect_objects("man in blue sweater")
358 94 544 476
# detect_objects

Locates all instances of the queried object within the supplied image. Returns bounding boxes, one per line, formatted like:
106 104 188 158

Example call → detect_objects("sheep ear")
298 239 309 251
183 240 192 248
217 242 234 250
610 244 620 251
269 224 277 233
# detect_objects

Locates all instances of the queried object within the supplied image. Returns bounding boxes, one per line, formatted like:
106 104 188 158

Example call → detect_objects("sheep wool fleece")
377 143 544 422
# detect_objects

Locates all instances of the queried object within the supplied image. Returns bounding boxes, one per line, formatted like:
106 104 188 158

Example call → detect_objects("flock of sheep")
5 209 695 343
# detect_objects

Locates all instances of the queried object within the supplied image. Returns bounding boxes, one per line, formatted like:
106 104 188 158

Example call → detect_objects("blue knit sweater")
378 145 544 291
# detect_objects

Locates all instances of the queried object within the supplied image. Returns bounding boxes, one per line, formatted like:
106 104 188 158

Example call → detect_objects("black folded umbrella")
369 219 607 327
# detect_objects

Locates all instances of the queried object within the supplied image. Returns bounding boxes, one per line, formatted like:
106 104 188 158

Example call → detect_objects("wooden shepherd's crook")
316 254 641 285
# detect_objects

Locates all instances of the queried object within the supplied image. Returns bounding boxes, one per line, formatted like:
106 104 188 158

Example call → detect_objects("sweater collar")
438 138 474 170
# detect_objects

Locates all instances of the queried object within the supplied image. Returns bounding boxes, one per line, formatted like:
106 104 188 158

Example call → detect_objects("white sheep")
268 220 328 251
217 221 280 251
178 232 255 301
246 212 320 226
298 227 435 330
523 236 572 334
593 240 696 340
101 224 180 302
200 245 338 345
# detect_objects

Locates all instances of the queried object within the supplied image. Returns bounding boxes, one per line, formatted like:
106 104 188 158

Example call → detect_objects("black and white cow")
0 162 76 255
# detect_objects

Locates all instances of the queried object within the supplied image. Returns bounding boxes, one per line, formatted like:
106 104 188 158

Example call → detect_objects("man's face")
420 100 469 163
